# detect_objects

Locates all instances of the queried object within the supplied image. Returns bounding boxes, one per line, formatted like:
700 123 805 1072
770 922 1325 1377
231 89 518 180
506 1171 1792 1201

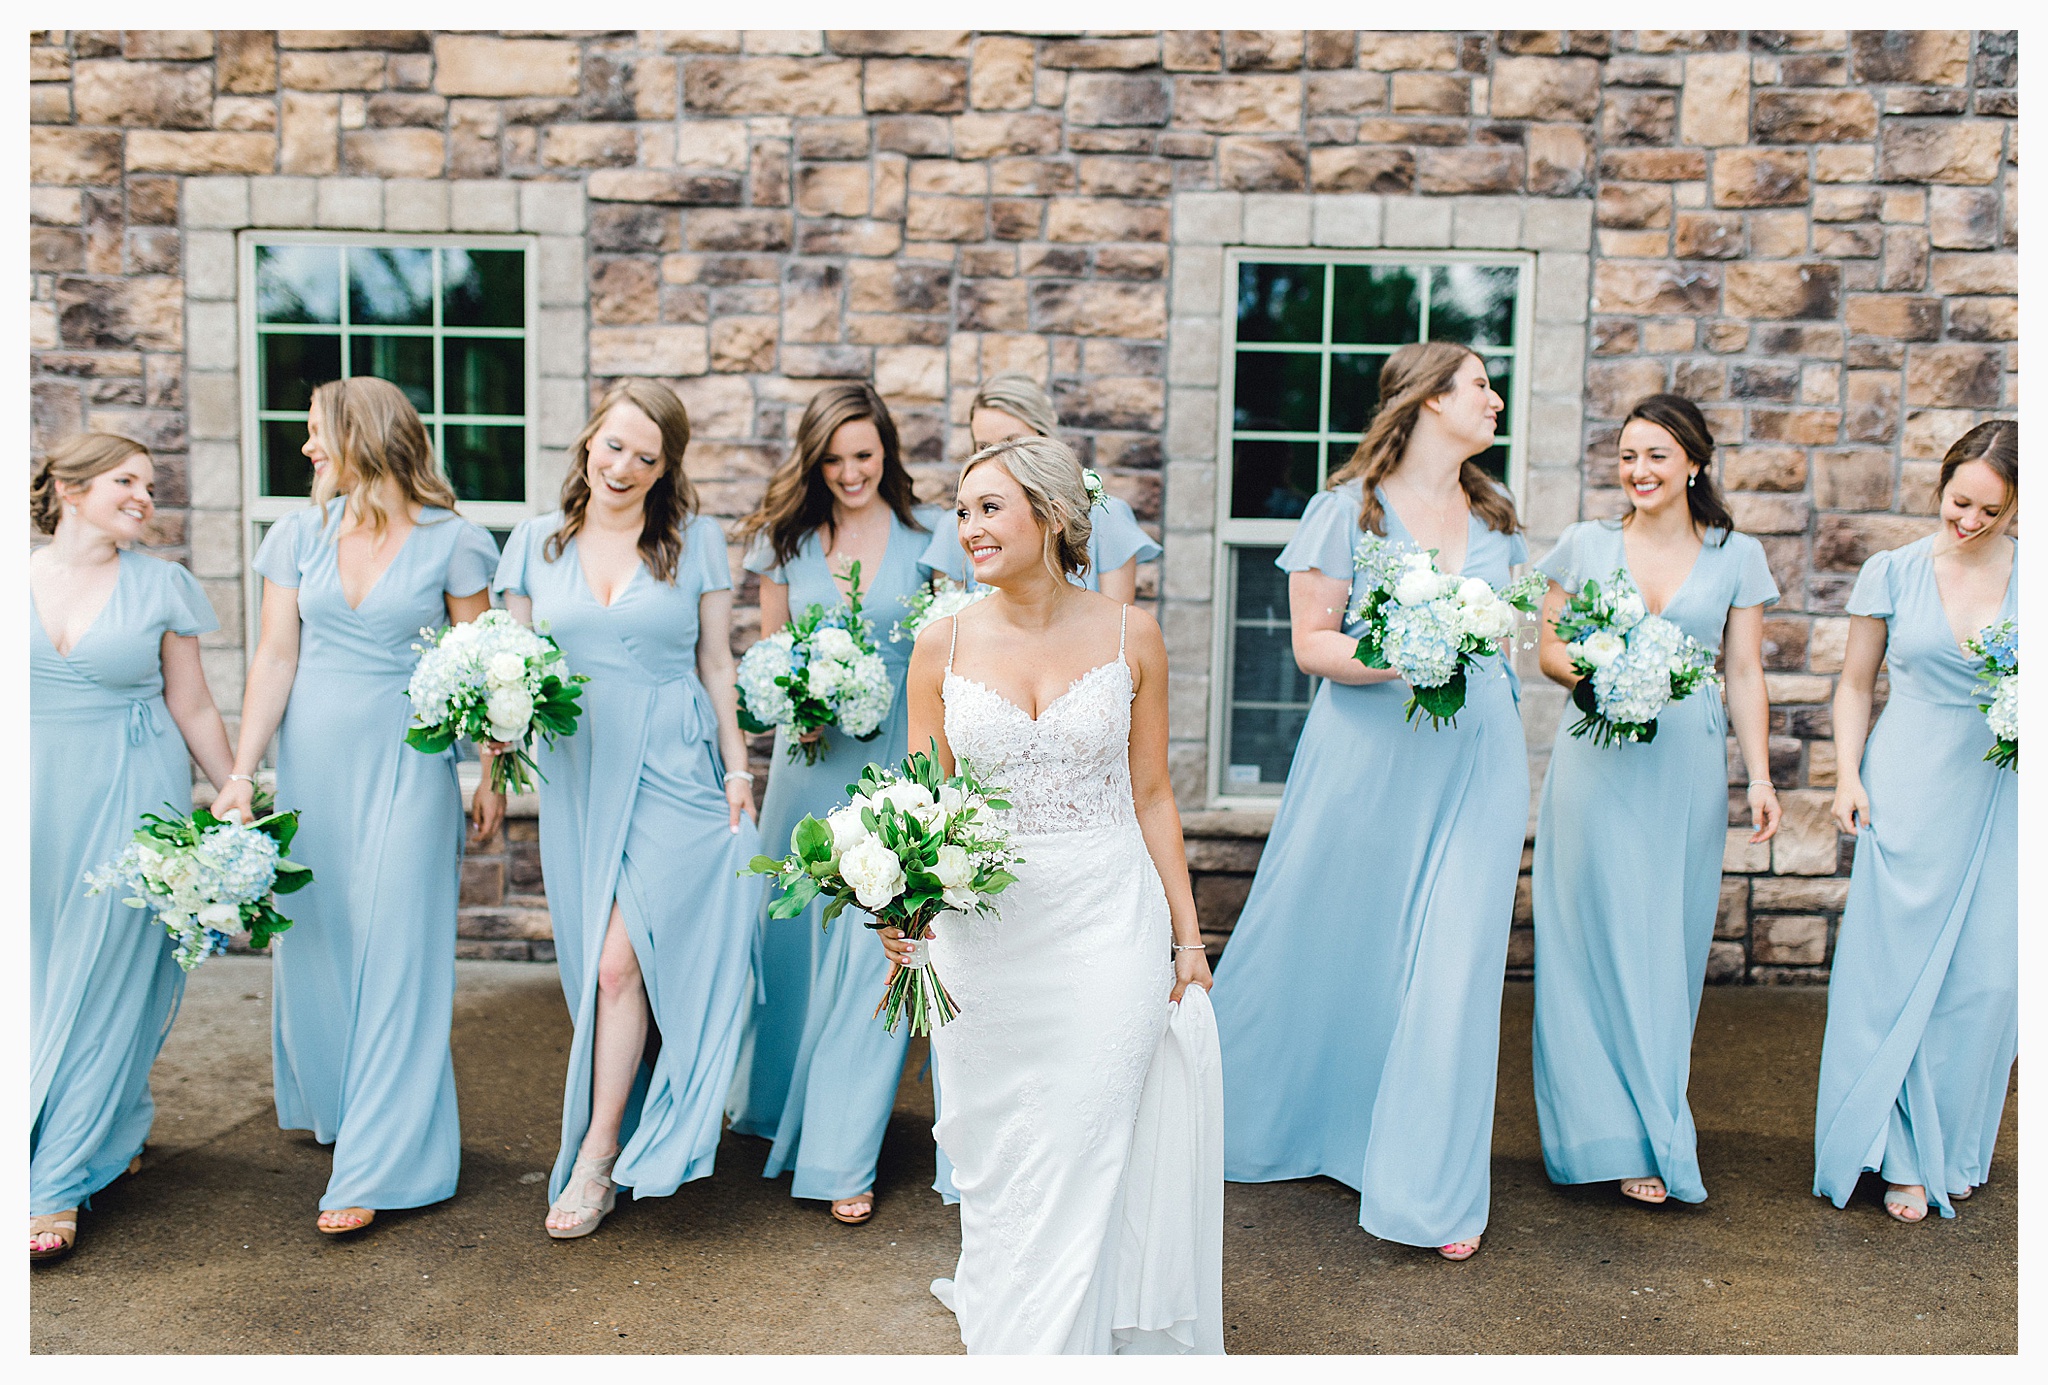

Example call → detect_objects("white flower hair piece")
1081 468 1106 510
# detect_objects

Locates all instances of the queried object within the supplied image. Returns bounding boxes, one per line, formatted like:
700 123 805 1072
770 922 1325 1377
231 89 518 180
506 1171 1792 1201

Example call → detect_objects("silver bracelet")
1173 943 1206 952
228 773 255 784
726 769 756 783
1747 779 1774 789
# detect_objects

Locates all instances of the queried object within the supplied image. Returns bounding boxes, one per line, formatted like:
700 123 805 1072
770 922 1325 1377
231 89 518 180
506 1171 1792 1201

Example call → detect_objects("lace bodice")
943 610 1138 837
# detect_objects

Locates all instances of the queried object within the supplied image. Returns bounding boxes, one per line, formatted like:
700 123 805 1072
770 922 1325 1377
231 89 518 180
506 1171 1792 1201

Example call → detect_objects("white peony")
1575 630 1627 670
486 652 527 686
941 884 980 911
486 684 535 740
1394 555 1449 606
932 844 972 889
1460 595 1515 641
839 835 906 911
935 784 966 820
198 902 241 932
1610 592 1647 631
812 627 858 663
1455 576 1495 608
826 803 870 855
871 780 935 817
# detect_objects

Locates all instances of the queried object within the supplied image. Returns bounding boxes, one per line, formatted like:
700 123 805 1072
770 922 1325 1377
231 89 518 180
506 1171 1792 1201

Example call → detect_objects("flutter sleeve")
1845 548 1896 620
1275 485 1362 580
741 528 785 584
919 524 970 584
1729 531 1781 609
492 516 543 598
160 558 221 637
693 515 733 594
1089 494 1162 573
1536 522 1588 592
251 508 309 588
444 519 501 597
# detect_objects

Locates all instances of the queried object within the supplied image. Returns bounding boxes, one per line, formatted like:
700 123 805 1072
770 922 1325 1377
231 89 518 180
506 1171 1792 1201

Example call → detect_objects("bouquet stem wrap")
877 925 958 1034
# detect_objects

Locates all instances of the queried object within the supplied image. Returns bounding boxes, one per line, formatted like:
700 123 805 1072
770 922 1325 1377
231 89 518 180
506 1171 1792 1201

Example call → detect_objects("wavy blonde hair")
309 376 459 537
31 432 151 535
1327 341 1520 537
970 371 1060 439
959 435 1093 579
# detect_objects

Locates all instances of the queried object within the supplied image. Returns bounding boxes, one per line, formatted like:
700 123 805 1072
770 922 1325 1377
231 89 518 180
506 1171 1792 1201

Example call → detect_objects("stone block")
1173 191 1243 245
1718 445 1806 493
589 325 708 377
1725 262 1841 321
1218 138 1307 193
1047 197 1169 244
1171 75 1302 133
865 59 967 115
1165 388 1219 460
1812 514 1936 571
278 50 388 92
186 372 240 441
709 316 777 374
125 132 277 176
970 36 1035 111
184 301 238 373
1751 912 1827 965
1904 344 2002 408
1947 297 2015 342
177 177 249 232
1535 251 1591 324
1308 193 1382 248
1417 148 1523 195
949 112 1060 160
1843 295 1938 341
450 179 519 232
1878 120 2004 186
1030 281 1166 339
1591 260 1719 315
1381 196 1453 248
313 177 381 229
1490 56 1600 121
1237 192 1310 245
434 35 579 97
687 210 793 252
1928 186 2001 251
218 31 279 94
1714 877 1750 940
1519 197 1593 251
185 230 237 301
874 344 946 403
1060 73 1168 129
341 128 444 178
686 58 863 116
1754 90 1877 144
1452 196 1521 248
1850 31 1969 86
1391 73 1467 114
278 93 340 176
905 195 986 242
1307 71 1387 116
1678 52 1750 146
1711 148 1810 208
1929 252 2015 297
1356 30 1461 71
1308 147 1415 195
375 178 447 232
74 59 213 129
1724 824 1771 874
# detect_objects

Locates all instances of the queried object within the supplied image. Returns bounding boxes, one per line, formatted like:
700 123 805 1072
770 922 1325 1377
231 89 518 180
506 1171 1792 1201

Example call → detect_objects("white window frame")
237 229 541 642
1205 246 1536 809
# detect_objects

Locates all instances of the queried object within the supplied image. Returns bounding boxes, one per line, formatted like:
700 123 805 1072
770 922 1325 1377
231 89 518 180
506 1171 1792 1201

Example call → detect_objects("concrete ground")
31 959 2016 1354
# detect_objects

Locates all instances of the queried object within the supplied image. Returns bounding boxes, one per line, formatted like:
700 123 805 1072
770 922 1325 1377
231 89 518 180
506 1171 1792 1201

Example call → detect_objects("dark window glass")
261 334 339 411
348 246 434 326
1232 351 1321 432
443 336 526 417
1230 440 1319 520
1473 443 1509 484
261 419 314 497
1224 546 1313 794
443 424 526 502
443 249 525 328
257 244 341 324
1328 351 1388 435
1235 262 1324 344
1481 354 1513 423
1428 264 1517 347
348 335 435 412
1331 264 1420 344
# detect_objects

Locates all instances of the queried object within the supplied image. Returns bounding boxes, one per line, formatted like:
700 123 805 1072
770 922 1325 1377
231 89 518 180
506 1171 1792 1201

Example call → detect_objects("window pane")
1233 351 1321 433
261 419 314 497
261 333 340 411
257 244 341 324
1235 262 1324 343
1473 443 1509 484
349 335 434 411
1428 264 1517 347
443 424 525 502
1331 264 1420 344
1481 354 1513 420
1230 440 1318 520
443 336 526 417
348 246 434 326
443 249 525 328
1328 351 1387 435
1225 546 1313 794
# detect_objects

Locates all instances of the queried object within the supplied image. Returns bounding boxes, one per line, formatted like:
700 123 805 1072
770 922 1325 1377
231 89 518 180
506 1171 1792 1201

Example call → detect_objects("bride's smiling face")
956 460 1053 588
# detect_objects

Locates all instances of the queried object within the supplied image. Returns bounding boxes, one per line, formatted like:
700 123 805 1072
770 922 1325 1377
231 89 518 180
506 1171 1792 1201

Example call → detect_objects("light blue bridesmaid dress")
495 511 763 1203
254 500 498 1212
1530 521 1778 1201
920 493 1160 593
1209 478 1529 1248
31 551 217 1215
727 508 942 1202
1814 534 2017 1217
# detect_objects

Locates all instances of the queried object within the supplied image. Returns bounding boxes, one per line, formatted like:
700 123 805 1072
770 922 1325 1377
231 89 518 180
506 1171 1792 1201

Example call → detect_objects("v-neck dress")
495 511 763 1203
253 499 499 1213
920 493 1161 594
31 550 217 1215
1529 521 1778 1202
1814 535 2017 1217
727 506 941 1203
1209 478 1530 1247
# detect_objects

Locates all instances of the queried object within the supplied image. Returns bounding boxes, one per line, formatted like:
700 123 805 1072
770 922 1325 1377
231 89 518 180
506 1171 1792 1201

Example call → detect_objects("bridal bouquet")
1350 534 1546 729
1553 570 1720 747
1965 618 2017 771
891 574 990 643
746 742 1020 1035
736 561 892 765
406 610 588 793
85 800 312 970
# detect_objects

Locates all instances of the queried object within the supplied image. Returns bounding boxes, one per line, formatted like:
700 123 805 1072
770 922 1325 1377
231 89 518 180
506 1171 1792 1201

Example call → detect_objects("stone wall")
34 31 2018 982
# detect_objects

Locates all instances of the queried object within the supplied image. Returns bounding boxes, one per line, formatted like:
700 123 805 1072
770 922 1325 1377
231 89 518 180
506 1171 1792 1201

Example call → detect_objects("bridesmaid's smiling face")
66 450 156 544
820 417 885 514
1616 418 1698 520
302 399 338 487
956 459 1049 587
1424 353 1504 456
1940 459 2015 548
584 402 669 517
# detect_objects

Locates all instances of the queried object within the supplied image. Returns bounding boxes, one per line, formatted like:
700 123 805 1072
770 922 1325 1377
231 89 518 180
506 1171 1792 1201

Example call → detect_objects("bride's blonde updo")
960 435 1093 579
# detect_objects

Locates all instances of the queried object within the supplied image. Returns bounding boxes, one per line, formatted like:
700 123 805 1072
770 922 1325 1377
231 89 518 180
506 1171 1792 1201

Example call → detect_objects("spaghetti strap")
946 613 959 674
1117 603 1129 659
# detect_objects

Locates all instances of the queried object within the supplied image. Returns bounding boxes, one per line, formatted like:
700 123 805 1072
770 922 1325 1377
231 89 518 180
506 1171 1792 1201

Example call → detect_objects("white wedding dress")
925 607 1225 1355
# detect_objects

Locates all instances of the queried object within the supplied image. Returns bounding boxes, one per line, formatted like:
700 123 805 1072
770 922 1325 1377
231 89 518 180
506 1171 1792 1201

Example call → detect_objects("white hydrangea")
735 632 798 729
1593 615 1688 725
1988 674 2018 742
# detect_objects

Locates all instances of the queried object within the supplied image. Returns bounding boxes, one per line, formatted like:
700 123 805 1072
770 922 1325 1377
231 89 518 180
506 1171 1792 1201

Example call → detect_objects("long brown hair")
1620 393 1738 542
1937 418 2018 507
309 376 459 537
31 432 150 534
737 382 924 568
545 379 697 584
1328 341 1520 536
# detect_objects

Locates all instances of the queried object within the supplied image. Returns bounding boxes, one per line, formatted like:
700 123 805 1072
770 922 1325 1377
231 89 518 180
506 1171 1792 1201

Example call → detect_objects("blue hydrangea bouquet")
1965 617 2017 771
1553 569 1719 747
736 560 892 766
86 800 312 970
1350 533 1546 729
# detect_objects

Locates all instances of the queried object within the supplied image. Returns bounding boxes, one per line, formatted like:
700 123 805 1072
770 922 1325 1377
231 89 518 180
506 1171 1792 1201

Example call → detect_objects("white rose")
838 836 906 911
826 804 869 855
1393 555 1443 606
1456 576 1495 607
812 627 858 663
486 652 528 687
933 844 973 889
1610 593 1647 631
1577 630 1627 670
199 902 241 932
487 685 535 740
872 780 935 817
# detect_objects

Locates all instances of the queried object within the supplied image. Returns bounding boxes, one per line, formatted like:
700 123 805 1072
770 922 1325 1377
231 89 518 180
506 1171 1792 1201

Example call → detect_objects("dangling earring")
1687 474 1697 488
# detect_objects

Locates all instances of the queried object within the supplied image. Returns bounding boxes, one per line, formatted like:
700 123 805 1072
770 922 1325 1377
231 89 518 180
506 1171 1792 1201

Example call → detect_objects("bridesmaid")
1815 419 2018 1223
31 434 235 1260
726 384 940 1225
483 380 761 1239
1530 394 1782 1208
1209 342 1529 1261
212 377 500 1235
919 372 1160 602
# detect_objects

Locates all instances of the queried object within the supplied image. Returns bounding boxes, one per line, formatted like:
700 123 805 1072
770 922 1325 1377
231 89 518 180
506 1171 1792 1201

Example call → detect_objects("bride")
881 434 1224 1354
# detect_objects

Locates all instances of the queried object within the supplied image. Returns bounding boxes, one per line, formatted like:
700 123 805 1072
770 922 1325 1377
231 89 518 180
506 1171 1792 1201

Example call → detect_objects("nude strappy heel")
546 1151 619 1239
